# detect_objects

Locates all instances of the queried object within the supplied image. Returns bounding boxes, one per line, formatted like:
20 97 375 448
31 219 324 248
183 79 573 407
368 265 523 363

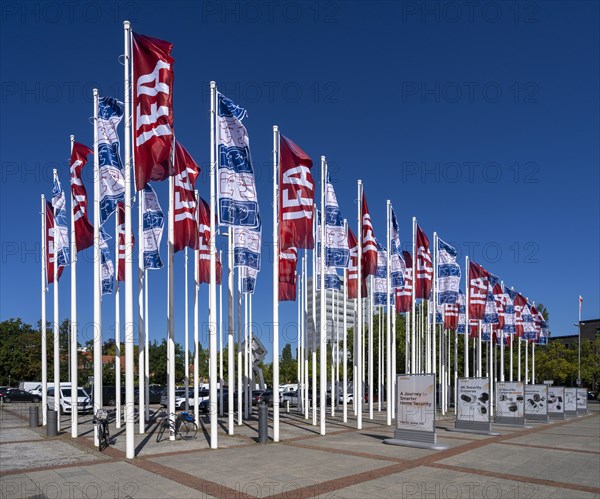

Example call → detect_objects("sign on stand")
576 388 588 415
383 374 448 450
450 378 499 435
547 386 565 419
564 388 578 417
495 382 526 426
524 385 549 422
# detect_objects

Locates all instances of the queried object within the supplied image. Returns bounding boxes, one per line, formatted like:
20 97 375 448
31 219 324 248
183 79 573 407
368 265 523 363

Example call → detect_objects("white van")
19 382 42 396
47 384 93 414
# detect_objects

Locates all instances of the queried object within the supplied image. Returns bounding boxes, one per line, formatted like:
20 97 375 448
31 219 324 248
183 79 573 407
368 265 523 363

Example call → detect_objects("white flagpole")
92 88 102 444
405 311 409 375
144 270 149 421
477 320 482 378
69 135 78 438
227 228 235 435
304 255 309 420
454 328 458 414
532 342 535 384
272 125 281 441
356 180 363 429
115 208 122 429
184 247 189 412
465 256 470 378
368 275 373 419
411 217 416 374
219 250 224 416
138 192 145 434
52 169 61 433
342 220 348 422
209 81 218 448
378 307 382 412
433 232 441 414
194 195 199 426
122 21 135 459
525 330 529 385
237 269 242 425
297 271 301 412
167 177 175 441
319 156 327 436
312 210 317 426
41 195 48 426
392 306 397 419
244 290 249 419
385 203 391 425
518 337 522 382
299 260 305 414
500 281 505 382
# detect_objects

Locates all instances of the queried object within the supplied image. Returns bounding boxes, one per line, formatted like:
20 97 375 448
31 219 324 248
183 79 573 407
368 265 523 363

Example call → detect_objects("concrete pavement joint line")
0 456 115 476
272 413 600 499
131 454 256 499
427 463 600 495
496 440 600 455
0 438 45 445
283 440 411 463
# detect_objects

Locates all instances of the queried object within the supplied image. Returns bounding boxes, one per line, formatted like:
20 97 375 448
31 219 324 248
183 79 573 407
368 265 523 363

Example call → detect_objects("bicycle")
156 411 198 442
93 409 110 451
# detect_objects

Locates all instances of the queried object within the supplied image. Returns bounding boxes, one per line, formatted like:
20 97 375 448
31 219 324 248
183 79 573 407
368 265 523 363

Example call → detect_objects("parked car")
281 390 300 406
258 390 274 405
47 385 93 414
19 381 42 396
0 388 41 403
251 390 266 405
199 390 231 413
161 389 209 409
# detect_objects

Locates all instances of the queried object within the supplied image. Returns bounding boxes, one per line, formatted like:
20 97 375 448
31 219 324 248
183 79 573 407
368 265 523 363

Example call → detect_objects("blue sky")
1 1 598 361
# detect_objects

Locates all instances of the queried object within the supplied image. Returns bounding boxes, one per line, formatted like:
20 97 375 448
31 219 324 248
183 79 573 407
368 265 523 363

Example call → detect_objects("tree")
280 343 296 383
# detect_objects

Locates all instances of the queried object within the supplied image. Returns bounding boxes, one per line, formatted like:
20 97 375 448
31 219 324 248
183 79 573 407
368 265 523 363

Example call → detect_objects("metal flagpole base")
383 438 449 451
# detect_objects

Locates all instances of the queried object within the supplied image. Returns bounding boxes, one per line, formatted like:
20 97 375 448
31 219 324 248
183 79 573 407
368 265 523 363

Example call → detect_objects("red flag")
173 142 200 252
69 142 94 252
279 135 315 250
395 250 413 313
468 261 489 320
132 32 175 191
197 197 222 285
415 225 433 299
492 283 506 330
278 247 298 301
346 227 363 299
361 190 377 276
469 320 479 338
443 303 459 330
45 201 64 284
116 202 135 282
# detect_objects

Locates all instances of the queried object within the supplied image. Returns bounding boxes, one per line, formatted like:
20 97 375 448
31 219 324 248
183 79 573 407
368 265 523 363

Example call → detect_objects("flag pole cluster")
40 20 550 455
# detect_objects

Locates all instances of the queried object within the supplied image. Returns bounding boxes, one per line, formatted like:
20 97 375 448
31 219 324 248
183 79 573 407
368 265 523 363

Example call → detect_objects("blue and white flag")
143 184 164 270
390 207 405 289
217 92 259 228
234 224 261 272
457 291 466 334
241 266 258 294
373 242 388 306
98 96 125 225
99 228 114 295
51 173 69 268
437 237 460 305
503 285 517 334
324 175 349 268
315 209 341 290
482 323 492 342
522 302 537 340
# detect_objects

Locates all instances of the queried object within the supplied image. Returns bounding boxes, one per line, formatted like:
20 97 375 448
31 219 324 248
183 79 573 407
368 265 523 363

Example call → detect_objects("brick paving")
0 403 598 498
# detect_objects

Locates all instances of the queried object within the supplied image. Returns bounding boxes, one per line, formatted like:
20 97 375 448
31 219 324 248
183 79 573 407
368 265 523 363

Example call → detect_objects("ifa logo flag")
116 202 135 282
443 303 459 331
395 250 413 313
69 142 94 252
173 141 200 253
132 32 175 192
360 190 378 277
45 201 64 284
217 92 259 228
415 225 432 299
279 135 314 251
346 227 360 299
468 260 490 320
197 197 222 285
279 246 298 301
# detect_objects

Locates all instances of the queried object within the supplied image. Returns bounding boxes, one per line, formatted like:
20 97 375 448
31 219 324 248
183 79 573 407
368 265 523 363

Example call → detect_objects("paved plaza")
0 402 598 498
